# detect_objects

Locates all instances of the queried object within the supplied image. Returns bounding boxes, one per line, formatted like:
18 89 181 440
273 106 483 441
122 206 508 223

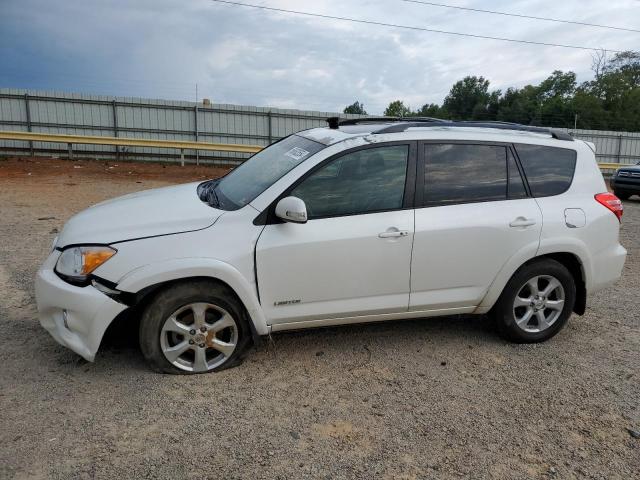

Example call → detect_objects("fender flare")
476 237 591 313
115 257 269 336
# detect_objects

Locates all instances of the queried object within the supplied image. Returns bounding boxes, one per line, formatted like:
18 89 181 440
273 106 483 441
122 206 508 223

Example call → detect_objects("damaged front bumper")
35 250 127 361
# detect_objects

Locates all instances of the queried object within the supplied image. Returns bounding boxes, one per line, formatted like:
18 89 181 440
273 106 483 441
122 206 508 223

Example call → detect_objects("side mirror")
275 196 308 224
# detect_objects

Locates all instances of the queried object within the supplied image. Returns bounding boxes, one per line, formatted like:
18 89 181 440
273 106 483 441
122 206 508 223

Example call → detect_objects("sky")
0 0 638 114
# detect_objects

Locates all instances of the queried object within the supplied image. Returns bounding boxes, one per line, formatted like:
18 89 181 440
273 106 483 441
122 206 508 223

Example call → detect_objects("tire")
139 280 252 374
614 191 631 200
490 259 576 343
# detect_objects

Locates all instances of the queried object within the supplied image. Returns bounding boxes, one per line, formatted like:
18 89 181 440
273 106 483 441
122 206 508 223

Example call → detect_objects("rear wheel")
139 280 251 374
491 259 576 343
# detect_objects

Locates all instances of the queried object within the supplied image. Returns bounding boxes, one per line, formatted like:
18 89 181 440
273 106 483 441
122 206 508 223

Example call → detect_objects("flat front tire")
139 280 251 374
491 259 576 343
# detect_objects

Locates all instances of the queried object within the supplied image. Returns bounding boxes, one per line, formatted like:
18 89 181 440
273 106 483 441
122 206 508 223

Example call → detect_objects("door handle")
509 217 536 228
378 228 409 238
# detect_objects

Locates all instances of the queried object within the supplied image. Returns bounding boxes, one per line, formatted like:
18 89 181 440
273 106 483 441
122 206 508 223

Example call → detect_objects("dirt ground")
0 156 638 480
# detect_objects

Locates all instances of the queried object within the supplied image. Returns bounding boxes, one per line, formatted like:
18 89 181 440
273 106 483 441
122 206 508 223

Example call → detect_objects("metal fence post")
24 93 33 156
195 105 199 166
617 134 622 164
267 111 273 144
112 100 119 160
68 143 73 159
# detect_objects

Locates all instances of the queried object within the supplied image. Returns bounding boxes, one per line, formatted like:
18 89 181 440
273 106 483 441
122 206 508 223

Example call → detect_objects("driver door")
256 142 417 326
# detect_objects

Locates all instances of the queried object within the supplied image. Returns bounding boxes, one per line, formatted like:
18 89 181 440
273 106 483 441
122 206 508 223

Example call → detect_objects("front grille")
618 171 640 178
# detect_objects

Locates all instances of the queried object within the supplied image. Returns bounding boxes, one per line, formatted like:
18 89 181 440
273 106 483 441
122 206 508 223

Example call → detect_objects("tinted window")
424 144 507 206
514 144 577 197
508 150 528 199
290 145 409 218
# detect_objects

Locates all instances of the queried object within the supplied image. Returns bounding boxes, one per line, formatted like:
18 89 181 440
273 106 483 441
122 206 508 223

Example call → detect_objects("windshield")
198 134 325 210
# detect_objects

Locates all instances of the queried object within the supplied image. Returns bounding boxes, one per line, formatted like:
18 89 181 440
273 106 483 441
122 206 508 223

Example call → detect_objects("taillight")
595 192 623 222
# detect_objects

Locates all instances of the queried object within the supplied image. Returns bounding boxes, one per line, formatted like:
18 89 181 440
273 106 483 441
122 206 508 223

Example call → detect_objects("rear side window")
514 144 577 197
423 144 507 206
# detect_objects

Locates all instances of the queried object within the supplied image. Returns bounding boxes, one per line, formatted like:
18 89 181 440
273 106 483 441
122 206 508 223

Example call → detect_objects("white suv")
35 118 627 374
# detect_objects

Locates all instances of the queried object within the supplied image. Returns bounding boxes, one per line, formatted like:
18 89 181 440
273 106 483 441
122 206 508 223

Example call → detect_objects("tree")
380 50 640 131
442 76 494 120
416 103 443 118
591 49 608 81
535 71 577 127
384 100 412 117
343 101 367 115
496 85 538 125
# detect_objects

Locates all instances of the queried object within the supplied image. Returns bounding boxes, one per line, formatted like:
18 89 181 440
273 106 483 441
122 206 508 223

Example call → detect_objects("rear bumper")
35 251 127 362
588 243 627 294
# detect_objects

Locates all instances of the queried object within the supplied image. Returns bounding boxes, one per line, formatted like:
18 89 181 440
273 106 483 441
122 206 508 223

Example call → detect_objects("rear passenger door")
410 142 542 312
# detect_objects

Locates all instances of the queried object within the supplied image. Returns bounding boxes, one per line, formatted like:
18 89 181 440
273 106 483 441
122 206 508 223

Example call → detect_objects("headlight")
55 246 116 283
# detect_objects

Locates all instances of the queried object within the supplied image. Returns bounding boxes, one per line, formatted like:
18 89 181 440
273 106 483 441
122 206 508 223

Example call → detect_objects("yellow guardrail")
597 162 625 170
0 131 632 170
0 131 262 164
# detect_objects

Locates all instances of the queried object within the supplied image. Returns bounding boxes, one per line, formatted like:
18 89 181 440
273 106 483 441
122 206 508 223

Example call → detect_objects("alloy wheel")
513 275 565 333
160 302 238 372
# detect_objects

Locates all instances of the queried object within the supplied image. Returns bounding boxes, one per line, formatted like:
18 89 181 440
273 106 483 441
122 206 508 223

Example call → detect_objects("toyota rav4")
35 118 627 374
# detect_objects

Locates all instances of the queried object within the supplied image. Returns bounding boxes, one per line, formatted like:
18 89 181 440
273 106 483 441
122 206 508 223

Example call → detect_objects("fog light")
62 309 69 329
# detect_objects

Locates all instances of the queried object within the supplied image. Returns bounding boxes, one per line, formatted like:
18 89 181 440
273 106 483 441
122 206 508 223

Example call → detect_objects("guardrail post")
180 148 184 167
67 143 73 160
24 93 33 156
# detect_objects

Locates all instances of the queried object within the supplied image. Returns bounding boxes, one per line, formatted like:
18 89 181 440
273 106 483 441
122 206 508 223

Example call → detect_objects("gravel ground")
0 157 638 479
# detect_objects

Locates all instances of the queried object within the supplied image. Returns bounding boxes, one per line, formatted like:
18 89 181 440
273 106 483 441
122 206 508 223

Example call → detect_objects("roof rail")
326 117 574 141
374 120 574 141
336 116 440 126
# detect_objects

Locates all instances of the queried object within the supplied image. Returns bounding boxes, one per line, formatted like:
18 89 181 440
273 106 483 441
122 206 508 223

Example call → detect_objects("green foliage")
416 103 444 118
384 100 412 117
343 101 367 115
379 51 640 131
442 76 495 120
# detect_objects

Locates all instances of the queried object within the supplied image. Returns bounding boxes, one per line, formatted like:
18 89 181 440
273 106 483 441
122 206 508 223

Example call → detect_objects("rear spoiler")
583 140 596 153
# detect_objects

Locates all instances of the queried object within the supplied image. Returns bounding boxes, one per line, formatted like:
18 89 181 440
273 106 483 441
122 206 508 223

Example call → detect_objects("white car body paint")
57 182 222 246
410 197 543 311
35 124 627 362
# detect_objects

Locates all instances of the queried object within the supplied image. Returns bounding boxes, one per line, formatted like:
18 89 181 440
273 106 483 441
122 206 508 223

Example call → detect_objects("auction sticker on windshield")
284 147 310 161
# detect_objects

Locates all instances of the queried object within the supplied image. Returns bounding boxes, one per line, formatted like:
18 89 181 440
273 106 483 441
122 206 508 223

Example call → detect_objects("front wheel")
491 259 576 343
139 280 251 374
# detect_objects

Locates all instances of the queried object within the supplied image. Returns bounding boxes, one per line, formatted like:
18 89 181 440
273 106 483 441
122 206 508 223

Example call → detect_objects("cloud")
1 0 638 114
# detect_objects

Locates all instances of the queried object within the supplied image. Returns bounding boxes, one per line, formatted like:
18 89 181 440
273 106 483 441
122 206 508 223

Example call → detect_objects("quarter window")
290 145 409 219
423 144 507 206
514 144 577 197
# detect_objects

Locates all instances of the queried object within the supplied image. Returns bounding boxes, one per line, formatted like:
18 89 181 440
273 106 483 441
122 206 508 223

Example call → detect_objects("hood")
56 182 223 247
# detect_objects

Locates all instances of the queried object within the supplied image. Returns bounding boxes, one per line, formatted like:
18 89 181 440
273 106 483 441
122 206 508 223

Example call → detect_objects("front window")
290 145 409 219
199 135 325 210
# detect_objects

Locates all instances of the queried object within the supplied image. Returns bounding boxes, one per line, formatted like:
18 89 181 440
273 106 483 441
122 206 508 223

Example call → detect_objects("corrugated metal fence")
1 89 639 166
0 89 362 165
